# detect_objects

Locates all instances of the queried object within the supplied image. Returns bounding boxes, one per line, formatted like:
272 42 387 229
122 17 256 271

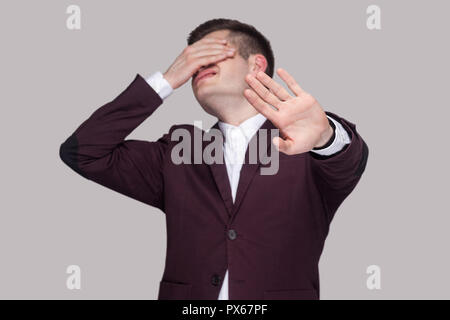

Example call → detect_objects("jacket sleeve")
59 74 171 212
308 111 369 224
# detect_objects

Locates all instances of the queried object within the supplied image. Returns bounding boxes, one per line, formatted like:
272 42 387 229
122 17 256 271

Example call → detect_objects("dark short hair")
187 18 275 78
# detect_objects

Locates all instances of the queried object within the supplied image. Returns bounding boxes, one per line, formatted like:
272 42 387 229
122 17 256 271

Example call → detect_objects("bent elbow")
355 139 369 177
59 134 83 175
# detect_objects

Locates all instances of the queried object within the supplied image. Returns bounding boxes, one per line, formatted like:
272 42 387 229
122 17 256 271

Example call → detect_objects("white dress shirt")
145 71 351 299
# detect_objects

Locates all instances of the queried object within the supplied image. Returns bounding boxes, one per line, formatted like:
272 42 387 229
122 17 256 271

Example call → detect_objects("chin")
194 86 219 103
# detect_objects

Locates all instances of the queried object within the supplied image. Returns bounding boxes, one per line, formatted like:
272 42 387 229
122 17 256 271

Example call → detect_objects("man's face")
191 29 254 117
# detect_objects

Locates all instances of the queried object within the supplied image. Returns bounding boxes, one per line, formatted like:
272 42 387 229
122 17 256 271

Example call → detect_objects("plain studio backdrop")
0 0 448 299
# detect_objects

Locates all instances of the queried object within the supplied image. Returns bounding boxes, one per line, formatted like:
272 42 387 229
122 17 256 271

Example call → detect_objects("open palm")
244 68 333 155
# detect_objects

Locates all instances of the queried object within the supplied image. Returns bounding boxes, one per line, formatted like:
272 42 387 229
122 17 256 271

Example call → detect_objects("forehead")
201 29 231 41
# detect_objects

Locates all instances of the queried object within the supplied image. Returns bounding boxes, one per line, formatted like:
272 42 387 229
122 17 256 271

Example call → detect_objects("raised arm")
243 67 369 223
59 74 170 210
60 37 236 211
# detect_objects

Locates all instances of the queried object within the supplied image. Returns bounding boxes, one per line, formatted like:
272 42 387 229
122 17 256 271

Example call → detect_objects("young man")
60 18 369 300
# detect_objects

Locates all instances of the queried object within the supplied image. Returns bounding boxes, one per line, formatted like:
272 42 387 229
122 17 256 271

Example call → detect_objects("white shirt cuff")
310 115 351 156
145 71 173 100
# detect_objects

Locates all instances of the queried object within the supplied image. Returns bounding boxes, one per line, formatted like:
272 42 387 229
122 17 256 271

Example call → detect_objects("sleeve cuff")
310 115 351 156
145 71 173 100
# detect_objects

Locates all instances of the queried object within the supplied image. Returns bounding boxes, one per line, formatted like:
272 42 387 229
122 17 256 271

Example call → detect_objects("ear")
249 54 268 74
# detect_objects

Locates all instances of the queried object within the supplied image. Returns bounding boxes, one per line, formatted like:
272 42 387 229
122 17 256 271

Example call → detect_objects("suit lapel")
230 119 277 224
205 121 234 220
205 118 278 225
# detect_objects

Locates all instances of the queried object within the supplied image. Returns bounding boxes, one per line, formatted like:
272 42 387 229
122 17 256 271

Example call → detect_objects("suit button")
228 229 237 240
211 274 221 286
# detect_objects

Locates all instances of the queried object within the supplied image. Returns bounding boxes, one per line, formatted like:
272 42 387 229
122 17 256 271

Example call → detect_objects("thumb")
272 136 292 154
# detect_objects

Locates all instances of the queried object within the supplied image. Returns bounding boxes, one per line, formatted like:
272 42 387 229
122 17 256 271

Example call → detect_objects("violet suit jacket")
59 74 369 300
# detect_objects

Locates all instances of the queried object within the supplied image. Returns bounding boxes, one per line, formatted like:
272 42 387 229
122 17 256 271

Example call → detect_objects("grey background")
0 0 448 299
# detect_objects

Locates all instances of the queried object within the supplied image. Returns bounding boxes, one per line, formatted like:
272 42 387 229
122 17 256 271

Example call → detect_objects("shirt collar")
218 113 267 143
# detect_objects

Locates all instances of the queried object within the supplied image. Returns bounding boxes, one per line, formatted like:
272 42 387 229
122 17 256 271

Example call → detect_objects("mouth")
194 71 217 85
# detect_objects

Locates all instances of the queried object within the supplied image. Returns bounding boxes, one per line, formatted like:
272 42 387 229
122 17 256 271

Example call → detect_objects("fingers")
191 38 228 51
245 74 282 109
190 52 233 80
190 37 235 58
166 38 232 89
276 68 305 96
196 52 233 67
192 43 229 53
195 37 228 46
187 41 235 79
191 47 234 59
243 88 279 121
188 40 235 70
186 42 230 57
252 71 292 101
